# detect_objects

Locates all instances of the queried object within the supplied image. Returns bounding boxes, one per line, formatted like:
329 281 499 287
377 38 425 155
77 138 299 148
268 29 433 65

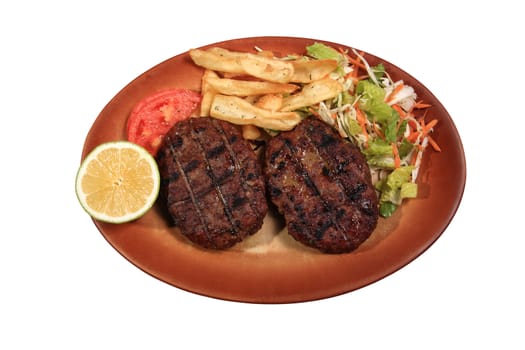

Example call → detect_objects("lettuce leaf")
379 201 397 218
398 138 414 158
356 80 400 142
306 42 346 76
371 63 385 80
385 165 414 191
376 166 417 217
356 80 389 118
367 155 395 169
306 42 343 62
363 139 392 158
400 182 418 199
344 117 363 137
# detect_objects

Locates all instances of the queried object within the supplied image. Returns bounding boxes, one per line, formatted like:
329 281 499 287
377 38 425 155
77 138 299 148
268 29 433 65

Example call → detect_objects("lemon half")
75 141 160 224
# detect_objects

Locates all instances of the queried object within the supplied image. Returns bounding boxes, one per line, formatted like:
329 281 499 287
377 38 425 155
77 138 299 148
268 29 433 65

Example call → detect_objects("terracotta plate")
81 36 466 303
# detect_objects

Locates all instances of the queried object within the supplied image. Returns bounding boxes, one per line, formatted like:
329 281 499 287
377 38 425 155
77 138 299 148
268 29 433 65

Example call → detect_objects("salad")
282 43 441 217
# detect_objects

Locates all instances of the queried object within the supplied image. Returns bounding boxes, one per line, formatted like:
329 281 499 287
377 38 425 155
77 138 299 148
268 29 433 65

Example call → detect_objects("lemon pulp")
75 141 160 223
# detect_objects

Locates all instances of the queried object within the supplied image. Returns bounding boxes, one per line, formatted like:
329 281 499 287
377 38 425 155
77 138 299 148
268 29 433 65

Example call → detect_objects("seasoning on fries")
189 46 344 132
189 48 295 83
210 94 301 131
280 77 343 112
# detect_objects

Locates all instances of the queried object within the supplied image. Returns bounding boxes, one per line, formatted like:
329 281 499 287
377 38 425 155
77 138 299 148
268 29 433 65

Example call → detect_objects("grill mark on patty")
265 117 378 253
211 118 266 220
274 183 320 245
189 120 239 237
165 134 213 243
206 143 226 159
157 117 268 250
281 138 350 242
303 126 370 214
266 148 320 245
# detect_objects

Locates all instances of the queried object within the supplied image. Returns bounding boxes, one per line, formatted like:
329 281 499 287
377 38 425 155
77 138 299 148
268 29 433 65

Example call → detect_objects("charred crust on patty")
156 117 268 250
264 117 379 253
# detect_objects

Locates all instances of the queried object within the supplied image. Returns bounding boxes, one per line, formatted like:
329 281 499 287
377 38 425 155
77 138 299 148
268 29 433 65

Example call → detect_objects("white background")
1 1 523 349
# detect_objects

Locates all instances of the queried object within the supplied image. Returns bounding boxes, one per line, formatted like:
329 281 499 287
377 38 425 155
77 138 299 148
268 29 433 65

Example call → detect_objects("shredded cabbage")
302 42 438 217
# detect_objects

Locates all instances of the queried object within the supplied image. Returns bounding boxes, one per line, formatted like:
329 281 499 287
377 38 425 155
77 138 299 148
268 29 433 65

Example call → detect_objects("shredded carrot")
346 74 368 86
410 147 420 165
418 116 426 130
348 57 366 70
337 47 353 62
344 71 359 85
422 119 438 134
344 67 358 84
407 119 418 130
412 100 432 109
407 129 419 143
355 107 369 147
427 135 441 152
308 107 320 118
373 122 385 139
386 83 405 103
344 71 354 80
392 104 407 118
342 49 368 84
392 142 401 168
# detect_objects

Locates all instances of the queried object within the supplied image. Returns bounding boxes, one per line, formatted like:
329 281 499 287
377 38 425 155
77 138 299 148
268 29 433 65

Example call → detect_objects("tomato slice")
126 88 201 155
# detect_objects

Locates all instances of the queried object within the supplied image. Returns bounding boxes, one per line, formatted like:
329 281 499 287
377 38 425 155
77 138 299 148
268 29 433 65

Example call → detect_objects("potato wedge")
243 95 258 104
189 49 245 75
200 70 219 116
280 77 343 112
205 76 299 96
290 58 339 83
206 47 241 57
238 55 294 83
190 48 295 83
254 94 283 111
210 94 301 131
242 124 262 140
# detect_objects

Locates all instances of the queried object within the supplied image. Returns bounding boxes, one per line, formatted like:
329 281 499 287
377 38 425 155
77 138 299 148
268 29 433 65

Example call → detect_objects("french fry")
189 48 295 83
243 95 258 104
206 47 241 57
189 49 245 75
204 75 299 96
200 70 218 116
242 124 262 140
280 77 343 112
290 58 339 83
191 46 345 131
238 55 294 83
254 94 283 111
210 94 301 131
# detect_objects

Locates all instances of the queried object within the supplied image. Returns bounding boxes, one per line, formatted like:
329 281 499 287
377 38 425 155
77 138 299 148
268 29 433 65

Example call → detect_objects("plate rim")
82 35 467 303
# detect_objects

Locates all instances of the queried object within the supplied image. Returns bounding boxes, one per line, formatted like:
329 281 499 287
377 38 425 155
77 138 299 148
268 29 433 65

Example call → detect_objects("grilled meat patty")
264 117 379 253
156 117 268 249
